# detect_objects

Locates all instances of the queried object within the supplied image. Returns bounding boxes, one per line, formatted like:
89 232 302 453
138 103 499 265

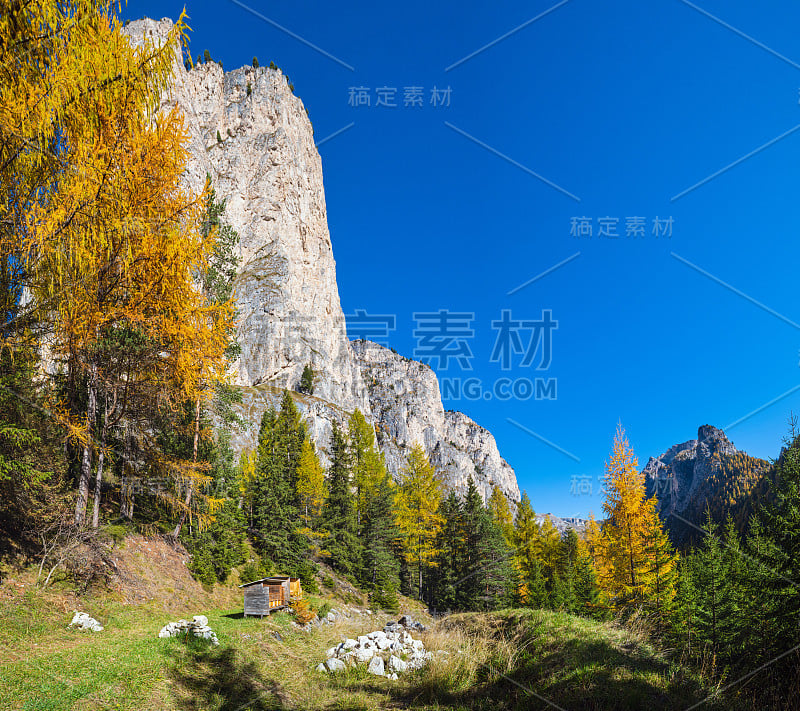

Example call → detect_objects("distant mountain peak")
643 425 770 546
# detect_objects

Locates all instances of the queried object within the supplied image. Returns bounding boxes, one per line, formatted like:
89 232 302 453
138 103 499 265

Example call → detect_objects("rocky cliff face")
352 341 520 504
126 18 368 416
643 425 770 545
126 18 521 506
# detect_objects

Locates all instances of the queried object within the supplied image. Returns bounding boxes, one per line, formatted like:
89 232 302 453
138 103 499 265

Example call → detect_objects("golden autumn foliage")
295 439 329 556
395 444 445 597
488 485 514 546
597 424 677 610
1 2 234 526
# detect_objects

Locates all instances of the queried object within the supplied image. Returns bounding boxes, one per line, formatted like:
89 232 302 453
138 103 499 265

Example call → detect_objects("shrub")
252 56 259 68
101 524 127 546
246 82 251 96
293 597 316 625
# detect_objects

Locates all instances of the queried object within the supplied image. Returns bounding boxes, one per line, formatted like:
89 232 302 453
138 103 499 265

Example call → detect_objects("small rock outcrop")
158 615 219 645
69 611 103 632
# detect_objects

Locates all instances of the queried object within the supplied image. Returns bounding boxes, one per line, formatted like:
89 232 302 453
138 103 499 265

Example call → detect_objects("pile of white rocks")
316 617 432 679
69 611 104 632
158 615 219 646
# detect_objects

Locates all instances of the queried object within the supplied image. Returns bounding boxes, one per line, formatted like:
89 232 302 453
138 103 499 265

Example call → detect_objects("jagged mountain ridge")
126 18 521 506
352 340 519 504
643 425 771 545
535 514 587 535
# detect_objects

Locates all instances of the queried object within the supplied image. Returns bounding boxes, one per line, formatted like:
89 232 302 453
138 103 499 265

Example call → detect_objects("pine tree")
457 479 488 609
395 444 444 600
251 394 313 583
692 510 726 654
474 513 516 610
322 421 360 577
552 529 580 613
671 555 699 657
524 557 549 609
574 546 607 619
458 480 515 611
742 427 800 672
717 514 747 657
430 491 463 612
299 363 315 395
360 471 400 610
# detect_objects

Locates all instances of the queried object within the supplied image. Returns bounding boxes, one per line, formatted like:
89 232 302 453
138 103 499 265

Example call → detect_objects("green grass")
0 592 754 711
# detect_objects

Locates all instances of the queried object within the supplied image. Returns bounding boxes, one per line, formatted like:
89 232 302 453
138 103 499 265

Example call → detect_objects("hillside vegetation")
0 557 736 711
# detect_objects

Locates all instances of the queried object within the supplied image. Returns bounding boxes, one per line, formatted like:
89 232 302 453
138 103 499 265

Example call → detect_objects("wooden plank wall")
243 585 270 617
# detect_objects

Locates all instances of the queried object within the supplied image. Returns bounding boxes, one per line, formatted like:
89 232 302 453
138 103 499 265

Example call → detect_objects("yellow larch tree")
395 444 445 599
295 439 329 556
511 492 542 604
599 424 676 610
582 512 613 587
348 409 386 525
10 5 234 525
488 485 514 546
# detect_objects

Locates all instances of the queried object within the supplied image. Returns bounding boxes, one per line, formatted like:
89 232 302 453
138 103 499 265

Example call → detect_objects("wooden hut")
239 576 301 618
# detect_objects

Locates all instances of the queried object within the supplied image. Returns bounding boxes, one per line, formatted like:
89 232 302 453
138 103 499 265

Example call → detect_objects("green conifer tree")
322 421 361 577
360 471 400 610
430 491 463 612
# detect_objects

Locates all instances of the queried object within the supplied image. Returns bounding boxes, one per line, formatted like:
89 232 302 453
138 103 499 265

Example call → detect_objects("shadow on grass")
344 628 730 711
164 639 286 710
222 612 245 620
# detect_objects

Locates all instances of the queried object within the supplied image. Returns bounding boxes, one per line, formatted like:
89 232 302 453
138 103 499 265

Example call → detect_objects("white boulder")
388 655 407 673
367 656 385 676
325 658 346 673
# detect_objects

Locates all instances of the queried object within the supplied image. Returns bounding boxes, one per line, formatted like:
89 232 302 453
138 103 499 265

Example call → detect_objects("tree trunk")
172 397 200 538
75 362 97 525
120 425 134 520
91 401 109 528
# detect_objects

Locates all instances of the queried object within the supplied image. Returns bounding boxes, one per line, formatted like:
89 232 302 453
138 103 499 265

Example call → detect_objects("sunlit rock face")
125 19 521 506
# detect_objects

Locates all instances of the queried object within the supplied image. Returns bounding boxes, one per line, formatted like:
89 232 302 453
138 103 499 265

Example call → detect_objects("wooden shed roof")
239 576 291 588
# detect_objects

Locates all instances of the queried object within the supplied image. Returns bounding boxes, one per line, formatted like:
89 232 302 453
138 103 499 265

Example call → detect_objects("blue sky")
126 1 800 518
